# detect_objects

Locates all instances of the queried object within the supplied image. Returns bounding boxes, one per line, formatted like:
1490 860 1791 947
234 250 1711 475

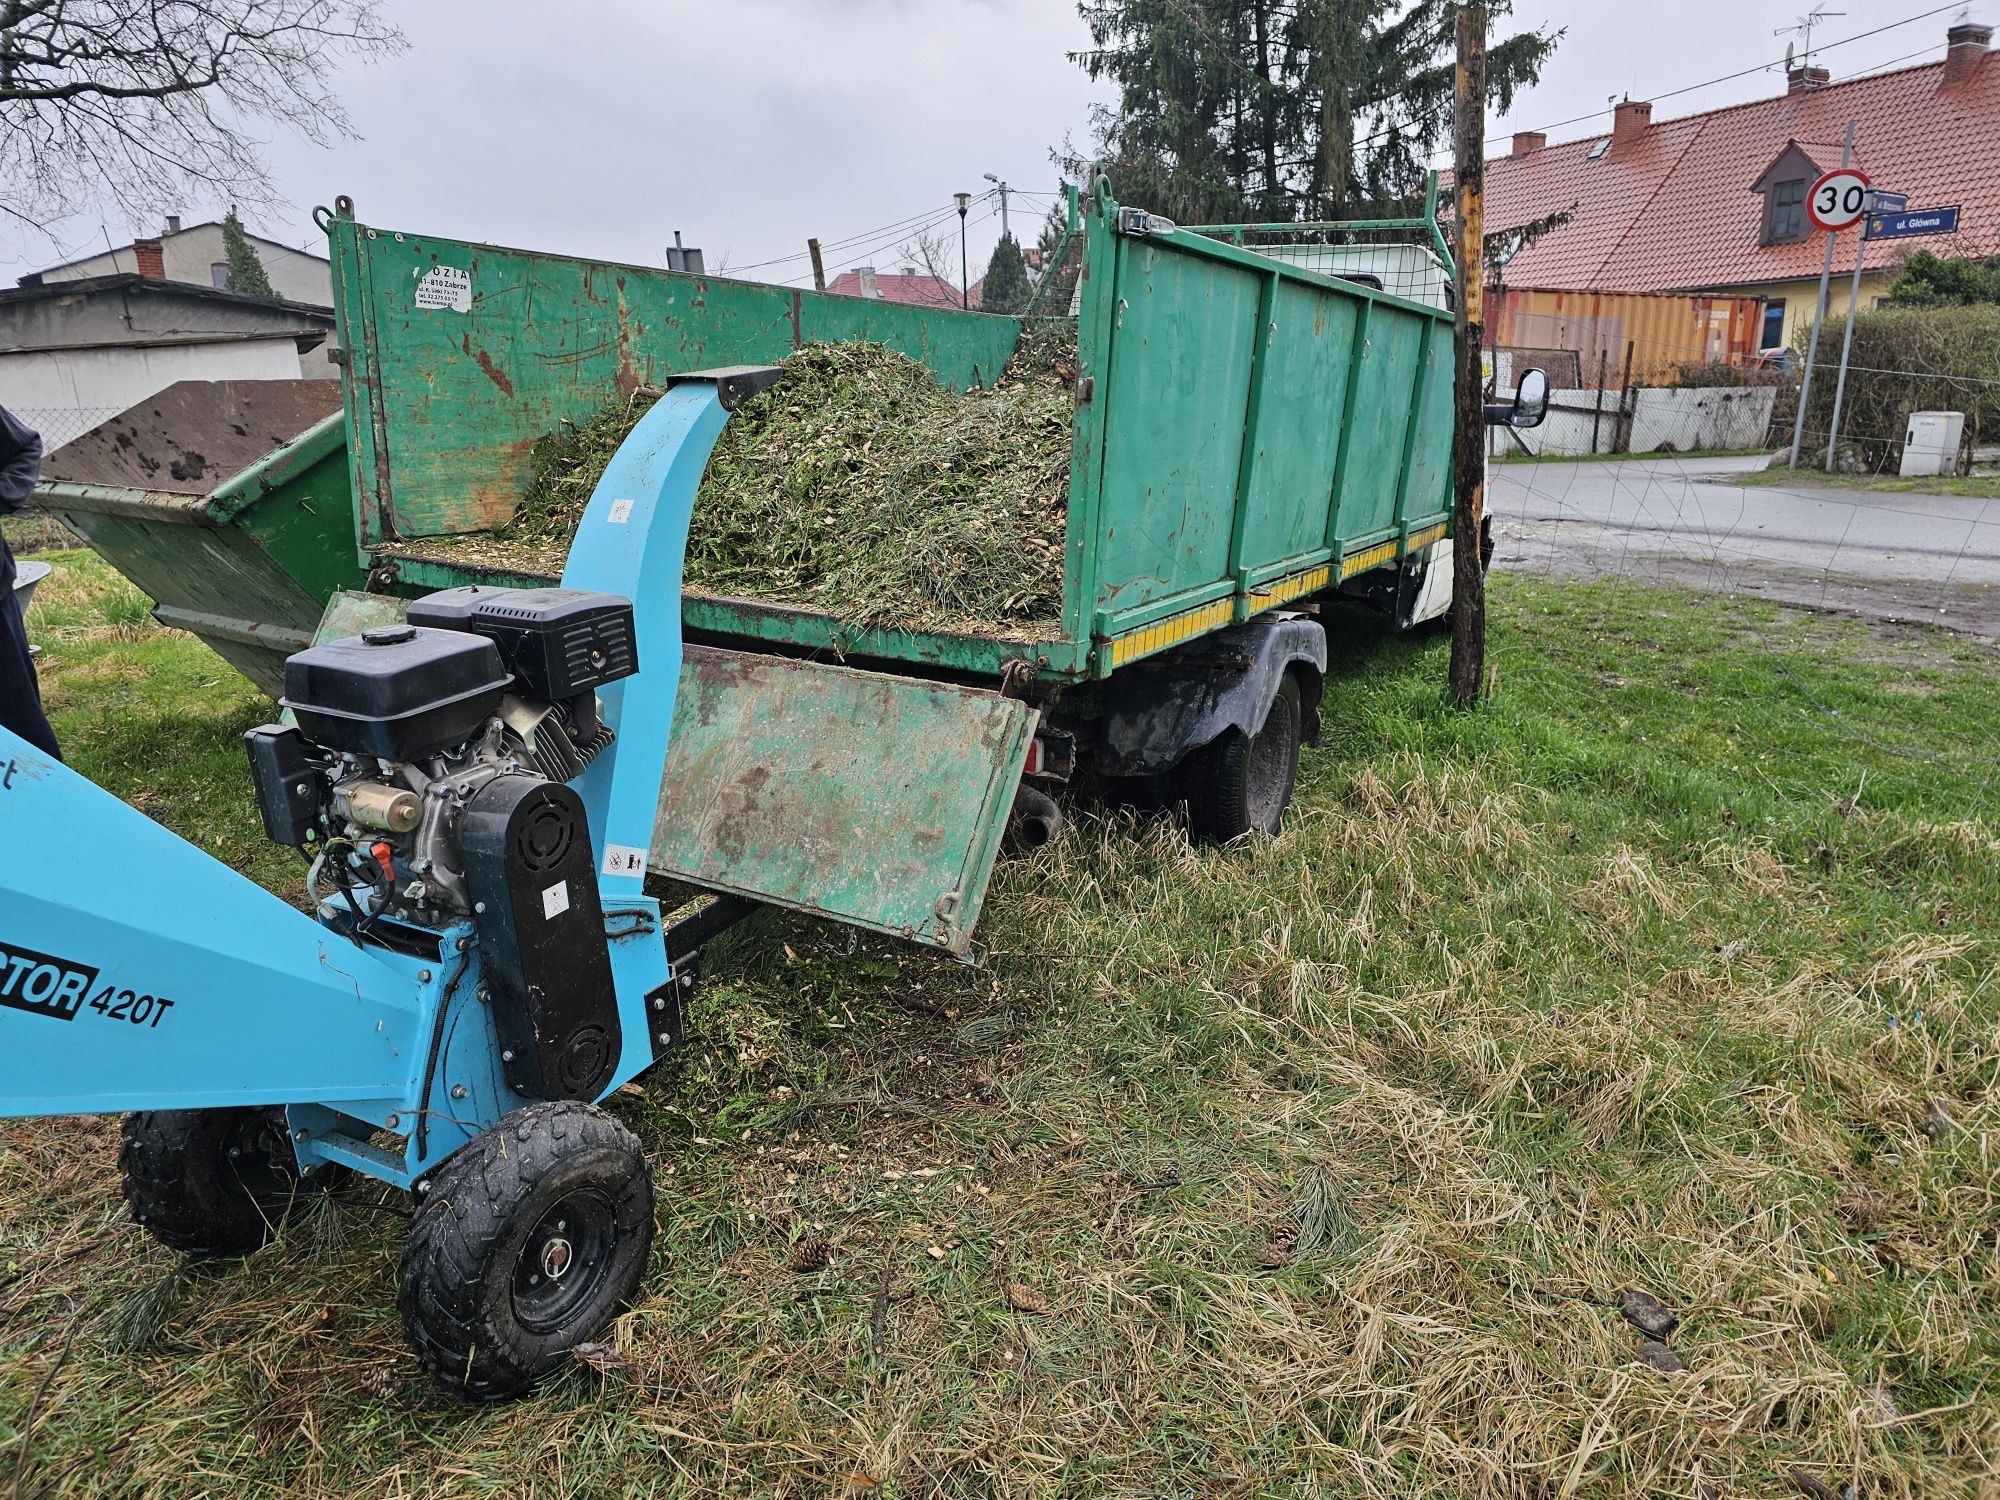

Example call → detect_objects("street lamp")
954 191 971 309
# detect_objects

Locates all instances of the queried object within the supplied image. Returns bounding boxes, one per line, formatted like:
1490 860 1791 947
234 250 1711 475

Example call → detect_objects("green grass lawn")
4 550 1998 1498
1725 468 2000 499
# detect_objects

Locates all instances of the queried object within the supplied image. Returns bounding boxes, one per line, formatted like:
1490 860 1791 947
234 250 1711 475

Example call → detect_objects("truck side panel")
1073 190 1458 672
325 208 1025 548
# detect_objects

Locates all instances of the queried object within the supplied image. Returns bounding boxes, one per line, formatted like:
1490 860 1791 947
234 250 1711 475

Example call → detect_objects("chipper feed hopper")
0 367 955 1399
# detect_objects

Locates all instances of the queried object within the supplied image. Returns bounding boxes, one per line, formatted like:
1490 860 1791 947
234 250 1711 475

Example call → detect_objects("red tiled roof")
824 268 967 309
1486 49 2000 293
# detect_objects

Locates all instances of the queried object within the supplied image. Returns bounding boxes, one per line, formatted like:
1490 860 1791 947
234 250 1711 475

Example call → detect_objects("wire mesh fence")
7 405 126 452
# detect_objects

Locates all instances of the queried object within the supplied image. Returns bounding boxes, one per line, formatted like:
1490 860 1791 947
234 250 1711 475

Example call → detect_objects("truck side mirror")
1510 368 1550 429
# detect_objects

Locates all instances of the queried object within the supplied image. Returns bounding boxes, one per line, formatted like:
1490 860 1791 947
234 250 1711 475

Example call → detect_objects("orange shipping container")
1487 286 1765 386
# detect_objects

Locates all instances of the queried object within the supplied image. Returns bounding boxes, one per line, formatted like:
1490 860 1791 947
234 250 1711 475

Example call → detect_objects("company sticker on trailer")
414 265 473 313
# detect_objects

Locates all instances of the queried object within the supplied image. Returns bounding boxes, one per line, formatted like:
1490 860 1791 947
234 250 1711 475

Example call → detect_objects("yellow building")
1483 21 2000 361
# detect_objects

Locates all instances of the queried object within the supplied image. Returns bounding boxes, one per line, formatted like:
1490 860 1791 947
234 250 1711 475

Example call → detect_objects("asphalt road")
1491 455 2000 640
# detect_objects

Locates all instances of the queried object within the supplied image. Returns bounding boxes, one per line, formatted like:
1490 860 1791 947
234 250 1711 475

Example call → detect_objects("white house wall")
37 225 332 307
0 339 318 449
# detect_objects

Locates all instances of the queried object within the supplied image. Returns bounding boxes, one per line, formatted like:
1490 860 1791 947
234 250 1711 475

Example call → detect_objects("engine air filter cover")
282 624 511 761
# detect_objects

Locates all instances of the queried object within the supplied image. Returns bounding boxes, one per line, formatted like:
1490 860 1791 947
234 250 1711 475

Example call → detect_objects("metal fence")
7 406 125 452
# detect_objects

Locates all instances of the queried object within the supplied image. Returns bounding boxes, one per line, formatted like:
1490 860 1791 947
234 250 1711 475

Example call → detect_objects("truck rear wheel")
1180 671 1303 842
399 1100 654 1401
120 1107 323 1257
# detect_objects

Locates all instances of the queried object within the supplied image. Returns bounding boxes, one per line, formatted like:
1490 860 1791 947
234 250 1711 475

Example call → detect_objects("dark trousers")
0 583 59 759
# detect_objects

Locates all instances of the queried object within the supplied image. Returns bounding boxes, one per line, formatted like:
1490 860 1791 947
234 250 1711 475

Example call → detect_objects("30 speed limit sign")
1808 169 1872 232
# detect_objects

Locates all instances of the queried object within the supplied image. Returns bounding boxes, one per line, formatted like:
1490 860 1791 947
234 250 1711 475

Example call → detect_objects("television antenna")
1776 6 1846 71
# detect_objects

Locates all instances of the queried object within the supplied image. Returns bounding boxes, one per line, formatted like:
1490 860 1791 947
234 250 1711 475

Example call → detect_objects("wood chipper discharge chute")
0 366 1035 1399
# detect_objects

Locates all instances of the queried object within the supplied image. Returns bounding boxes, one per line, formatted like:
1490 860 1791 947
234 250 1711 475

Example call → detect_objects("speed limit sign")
1808 169 1872 232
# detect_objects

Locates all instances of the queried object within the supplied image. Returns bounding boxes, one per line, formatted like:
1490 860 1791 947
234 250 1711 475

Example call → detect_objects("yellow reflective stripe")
1107 598 1234 668
1406 522 1447 551
1247 564 1332 615
1339 539 1400 578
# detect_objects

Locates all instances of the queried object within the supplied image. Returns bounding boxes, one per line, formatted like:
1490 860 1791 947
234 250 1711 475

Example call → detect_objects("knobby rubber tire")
1181 671 1304 843
398 1100 654 1401
119 1107 321 1257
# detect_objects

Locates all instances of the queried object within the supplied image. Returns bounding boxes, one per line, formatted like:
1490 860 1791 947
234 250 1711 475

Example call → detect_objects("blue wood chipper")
0 369 786 1399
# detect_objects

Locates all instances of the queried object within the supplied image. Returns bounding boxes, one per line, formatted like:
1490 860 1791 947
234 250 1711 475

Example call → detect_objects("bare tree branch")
0 0 405 243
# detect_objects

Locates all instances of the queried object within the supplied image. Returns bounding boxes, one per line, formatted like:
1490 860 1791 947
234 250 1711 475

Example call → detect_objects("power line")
1480 2 1971 149
726 200 973 274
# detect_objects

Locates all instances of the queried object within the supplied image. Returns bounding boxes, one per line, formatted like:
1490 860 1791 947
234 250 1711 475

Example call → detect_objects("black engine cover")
461 776 620 1102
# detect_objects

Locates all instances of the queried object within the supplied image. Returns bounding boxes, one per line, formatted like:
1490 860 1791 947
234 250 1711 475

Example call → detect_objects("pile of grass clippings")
489 329 1079 637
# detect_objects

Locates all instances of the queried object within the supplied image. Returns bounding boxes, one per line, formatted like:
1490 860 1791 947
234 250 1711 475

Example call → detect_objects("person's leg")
0 584 60 759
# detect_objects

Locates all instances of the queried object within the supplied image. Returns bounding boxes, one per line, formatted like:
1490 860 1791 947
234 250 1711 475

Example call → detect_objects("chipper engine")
0 368 785 1398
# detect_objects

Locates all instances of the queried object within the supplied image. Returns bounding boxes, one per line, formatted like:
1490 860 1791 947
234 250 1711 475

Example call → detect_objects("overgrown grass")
4 550 1998 1497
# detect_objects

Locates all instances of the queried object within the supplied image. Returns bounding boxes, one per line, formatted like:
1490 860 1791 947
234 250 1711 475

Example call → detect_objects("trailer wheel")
399 1100 654 1401
120 1107 323 1257
1181 671 1303 842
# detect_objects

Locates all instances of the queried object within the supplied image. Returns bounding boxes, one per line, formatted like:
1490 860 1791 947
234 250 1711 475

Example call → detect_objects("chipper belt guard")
0 367 788 1400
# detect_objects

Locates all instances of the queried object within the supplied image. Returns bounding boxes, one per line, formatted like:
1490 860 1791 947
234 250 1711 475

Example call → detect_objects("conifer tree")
221 207 277 299
980 234 1032 314
1072 0 1558 221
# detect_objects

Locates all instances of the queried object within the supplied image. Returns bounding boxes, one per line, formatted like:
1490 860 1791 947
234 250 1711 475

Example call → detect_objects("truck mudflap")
311 593 1036 957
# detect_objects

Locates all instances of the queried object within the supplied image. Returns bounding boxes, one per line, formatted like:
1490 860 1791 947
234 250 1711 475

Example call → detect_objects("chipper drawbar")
0 368 788 1399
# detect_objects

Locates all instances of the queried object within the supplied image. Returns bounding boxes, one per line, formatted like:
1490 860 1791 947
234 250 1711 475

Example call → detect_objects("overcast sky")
0 0 1983 291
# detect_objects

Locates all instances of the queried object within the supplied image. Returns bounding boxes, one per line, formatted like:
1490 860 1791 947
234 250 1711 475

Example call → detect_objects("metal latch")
1115 207 1178 238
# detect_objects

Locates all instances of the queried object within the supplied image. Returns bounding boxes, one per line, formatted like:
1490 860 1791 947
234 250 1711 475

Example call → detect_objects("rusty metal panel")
1488 287 1766 384
41 380 341 496
651 646 1035 955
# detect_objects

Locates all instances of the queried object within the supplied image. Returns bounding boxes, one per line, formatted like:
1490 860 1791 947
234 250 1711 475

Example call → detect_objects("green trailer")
39 175 1543 958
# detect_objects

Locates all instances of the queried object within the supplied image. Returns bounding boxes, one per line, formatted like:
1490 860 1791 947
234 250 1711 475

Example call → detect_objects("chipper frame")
0 368 785 1399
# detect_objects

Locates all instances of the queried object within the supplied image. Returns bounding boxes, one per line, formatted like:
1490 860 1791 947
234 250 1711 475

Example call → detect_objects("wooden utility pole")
807 238 827 292
1449 2 1487 706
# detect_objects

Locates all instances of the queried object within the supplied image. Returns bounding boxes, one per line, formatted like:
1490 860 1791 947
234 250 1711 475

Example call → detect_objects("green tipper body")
36 180 1458 951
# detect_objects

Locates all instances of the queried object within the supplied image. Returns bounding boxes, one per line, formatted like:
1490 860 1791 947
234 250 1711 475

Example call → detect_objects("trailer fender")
1098 616 1326 777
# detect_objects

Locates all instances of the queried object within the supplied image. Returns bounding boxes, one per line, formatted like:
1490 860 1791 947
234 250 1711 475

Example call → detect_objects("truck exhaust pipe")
1009 783 1063 849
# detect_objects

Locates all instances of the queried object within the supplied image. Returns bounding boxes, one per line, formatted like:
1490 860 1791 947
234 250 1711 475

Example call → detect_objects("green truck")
36 175 1545 957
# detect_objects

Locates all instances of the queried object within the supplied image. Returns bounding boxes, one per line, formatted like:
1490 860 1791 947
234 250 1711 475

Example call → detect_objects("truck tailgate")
313 593 1034 955
654 646 1034 954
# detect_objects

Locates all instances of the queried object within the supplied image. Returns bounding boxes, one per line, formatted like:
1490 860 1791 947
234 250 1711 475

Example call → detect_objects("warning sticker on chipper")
602 845 648 878
414 265 472 312
541 881 570 921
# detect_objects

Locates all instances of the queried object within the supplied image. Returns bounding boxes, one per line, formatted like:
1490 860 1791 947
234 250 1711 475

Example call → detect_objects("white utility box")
1900 411 1965 477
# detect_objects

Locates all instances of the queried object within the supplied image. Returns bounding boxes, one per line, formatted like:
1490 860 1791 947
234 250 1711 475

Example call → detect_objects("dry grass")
2 554 1997 1497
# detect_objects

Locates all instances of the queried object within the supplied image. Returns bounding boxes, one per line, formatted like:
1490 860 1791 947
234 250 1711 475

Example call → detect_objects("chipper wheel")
398 1100 654 1401
120 1107 328 1257
1179 670 1304 843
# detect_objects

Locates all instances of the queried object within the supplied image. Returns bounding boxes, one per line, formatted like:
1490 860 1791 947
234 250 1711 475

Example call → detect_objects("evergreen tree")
221 207 277 299
980 234 1033 314
1032 201 1084 314
1072 0 1558 222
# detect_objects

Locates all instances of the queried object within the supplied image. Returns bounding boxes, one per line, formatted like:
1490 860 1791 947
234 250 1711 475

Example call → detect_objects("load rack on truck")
7 173 1545 1397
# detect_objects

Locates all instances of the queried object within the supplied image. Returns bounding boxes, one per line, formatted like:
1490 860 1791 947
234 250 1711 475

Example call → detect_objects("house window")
1760 300 1787 348
211 262 229 288
1764 180 1806 245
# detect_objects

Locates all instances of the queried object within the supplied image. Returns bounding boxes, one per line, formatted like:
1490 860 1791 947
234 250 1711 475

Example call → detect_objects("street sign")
1867 205 1962 240
1808 168 1872 231
1869 191 1909 215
